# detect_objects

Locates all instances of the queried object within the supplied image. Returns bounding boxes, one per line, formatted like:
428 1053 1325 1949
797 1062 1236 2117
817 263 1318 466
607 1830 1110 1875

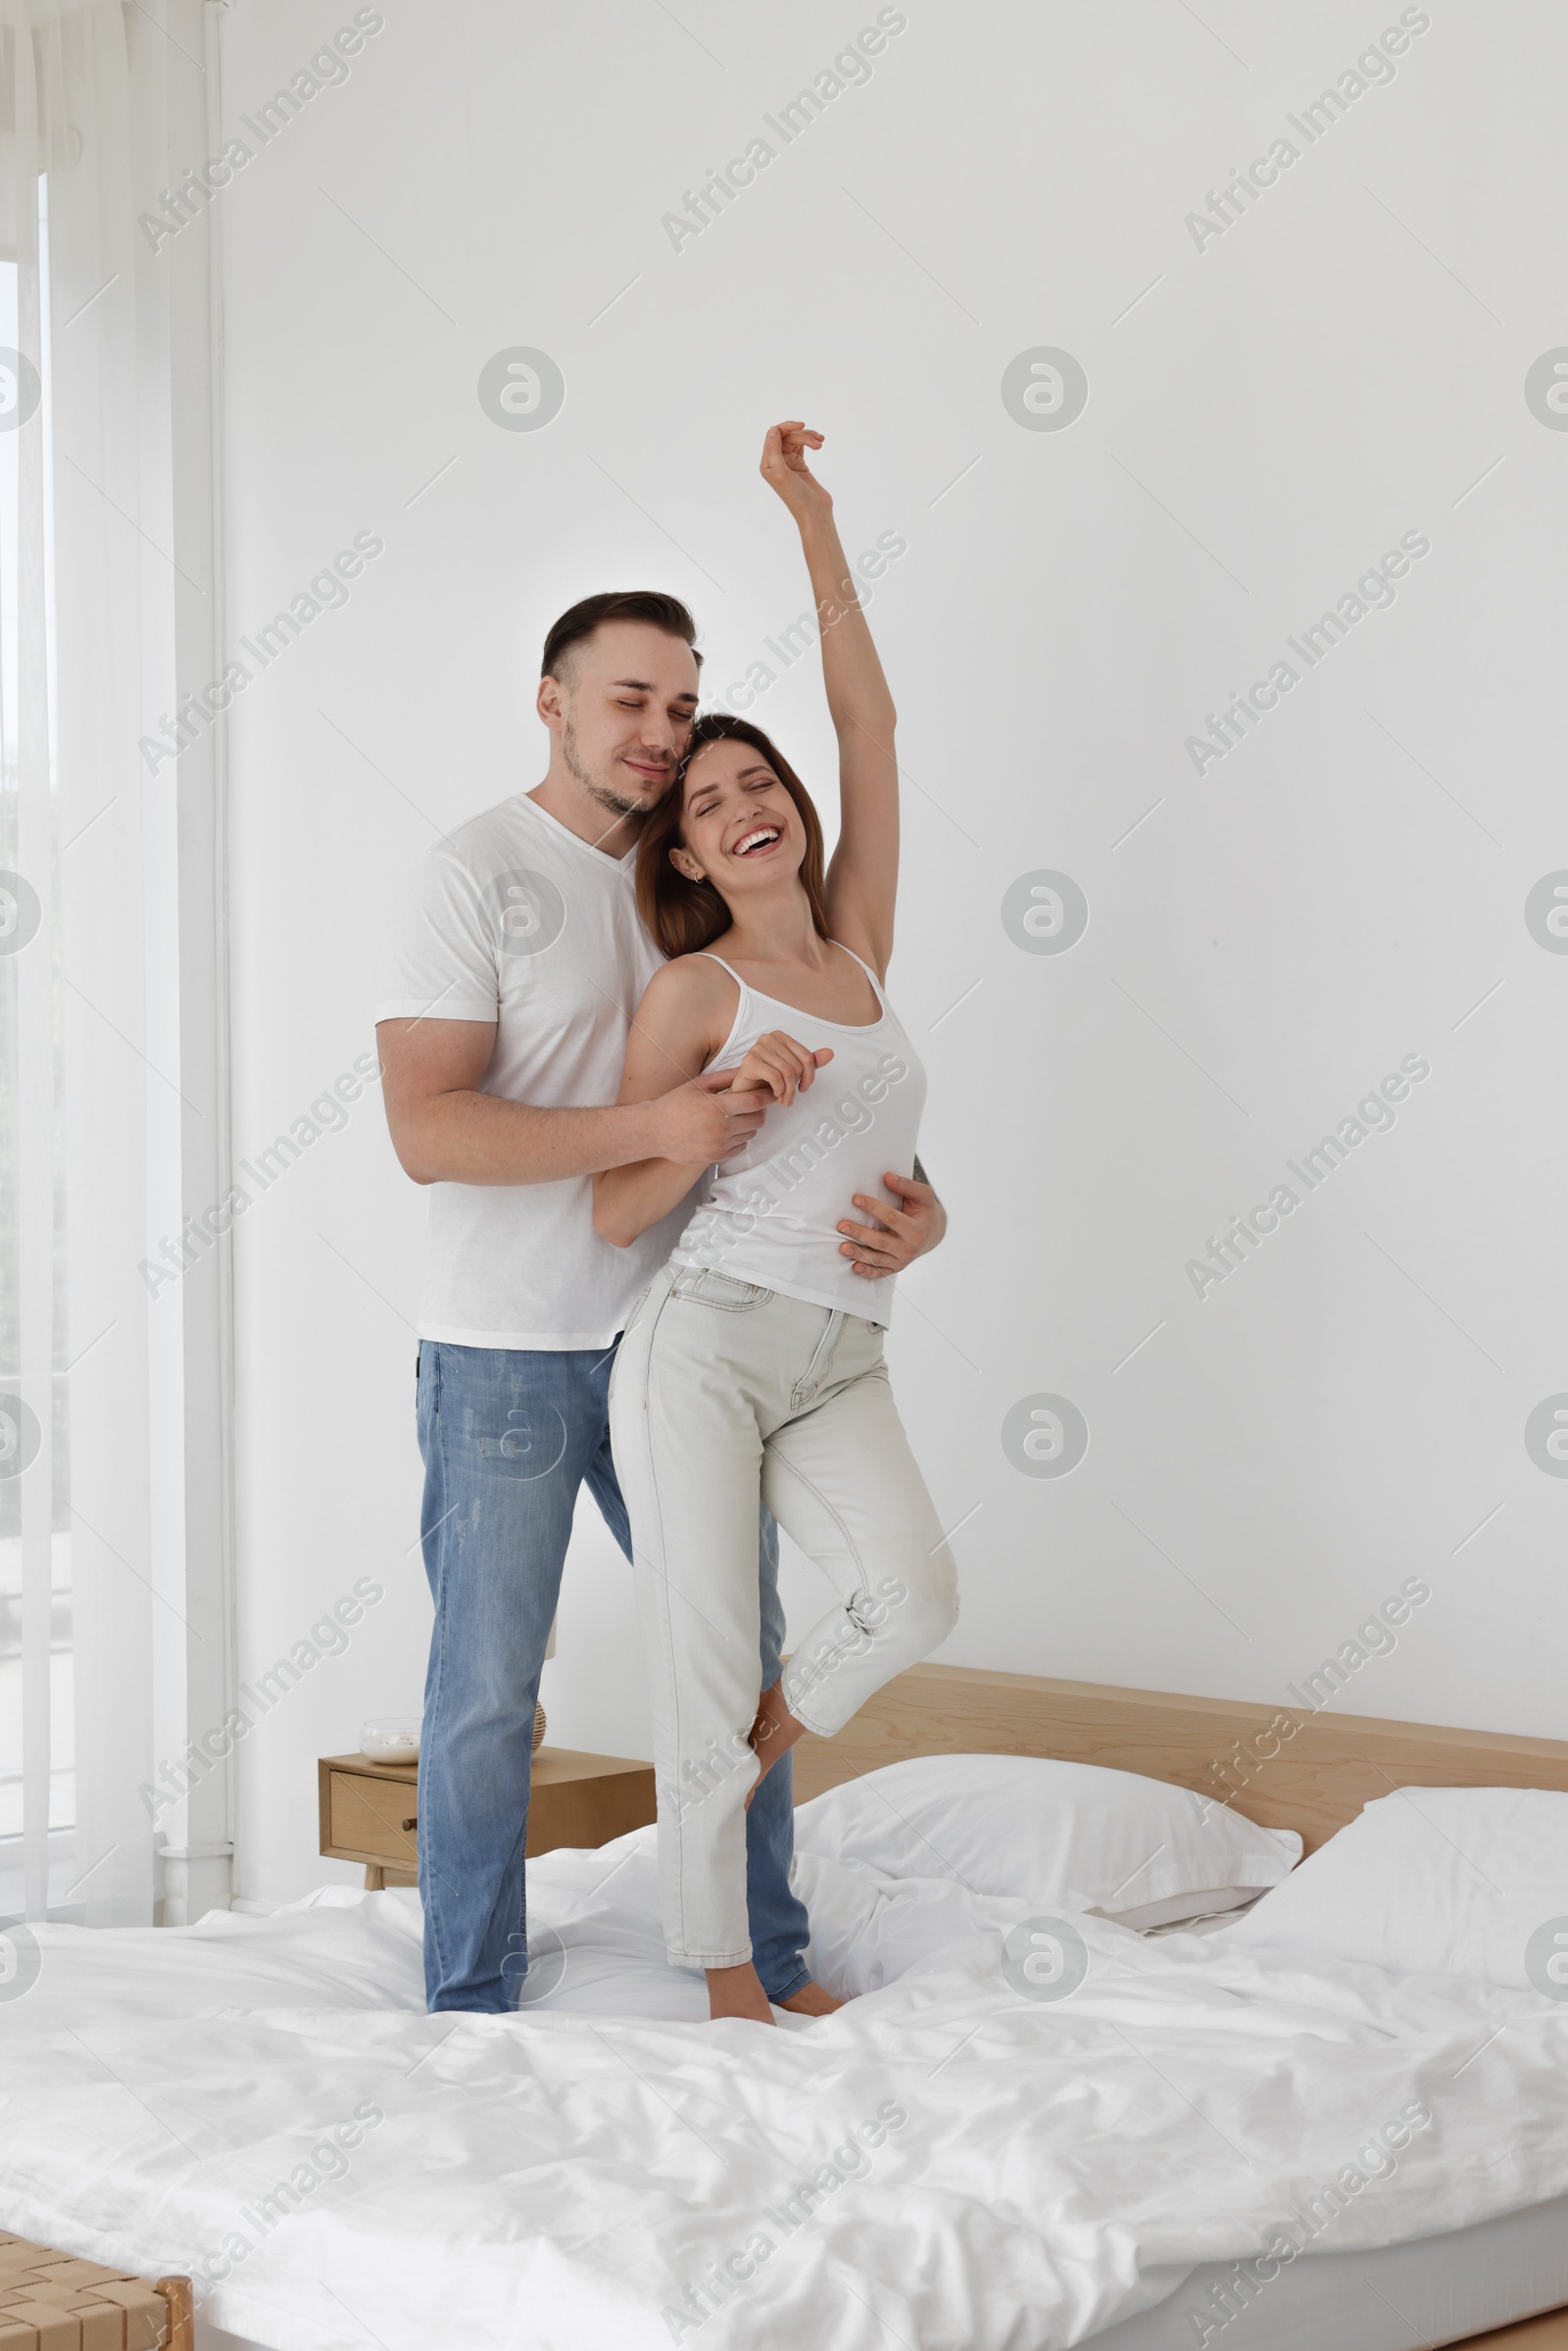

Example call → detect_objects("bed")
794 1665 1568 2351
2 1664 1566 2351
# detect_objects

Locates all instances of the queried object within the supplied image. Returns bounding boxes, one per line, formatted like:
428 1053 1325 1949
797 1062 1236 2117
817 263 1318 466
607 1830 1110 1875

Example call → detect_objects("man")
376 588 945 2015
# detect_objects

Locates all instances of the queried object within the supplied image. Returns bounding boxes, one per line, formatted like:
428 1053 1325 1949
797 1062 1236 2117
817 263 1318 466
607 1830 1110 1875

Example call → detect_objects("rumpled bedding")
3 1825 1566 2351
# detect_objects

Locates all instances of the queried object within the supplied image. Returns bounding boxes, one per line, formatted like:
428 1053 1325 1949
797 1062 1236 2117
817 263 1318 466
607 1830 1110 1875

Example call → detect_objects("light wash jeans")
415 1337 811 2012
610 1263 960 1970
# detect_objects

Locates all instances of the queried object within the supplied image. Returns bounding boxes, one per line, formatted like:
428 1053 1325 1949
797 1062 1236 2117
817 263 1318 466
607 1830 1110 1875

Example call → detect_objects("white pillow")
1221 1786 1568 1989
792 1754 1299 1928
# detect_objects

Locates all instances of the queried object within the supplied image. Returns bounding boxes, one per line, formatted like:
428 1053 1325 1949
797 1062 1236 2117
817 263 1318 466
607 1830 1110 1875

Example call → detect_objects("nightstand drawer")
328 1769 418 1869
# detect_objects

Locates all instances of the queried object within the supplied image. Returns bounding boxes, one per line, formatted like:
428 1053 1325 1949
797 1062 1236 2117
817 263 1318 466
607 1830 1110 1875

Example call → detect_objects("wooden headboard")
790 1663 1568 1854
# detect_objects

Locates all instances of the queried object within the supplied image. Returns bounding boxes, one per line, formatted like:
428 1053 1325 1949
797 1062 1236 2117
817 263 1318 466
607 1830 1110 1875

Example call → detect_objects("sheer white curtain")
1 0 169 1930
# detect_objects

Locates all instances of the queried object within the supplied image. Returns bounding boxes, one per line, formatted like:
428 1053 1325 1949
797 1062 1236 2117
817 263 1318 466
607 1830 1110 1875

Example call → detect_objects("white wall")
210 0 1568 1906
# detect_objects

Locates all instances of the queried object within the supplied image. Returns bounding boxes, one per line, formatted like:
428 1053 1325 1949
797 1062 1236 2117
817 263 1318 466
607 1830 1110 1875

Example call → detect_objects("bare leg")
744 1678 807 1810
707 1960 776 2024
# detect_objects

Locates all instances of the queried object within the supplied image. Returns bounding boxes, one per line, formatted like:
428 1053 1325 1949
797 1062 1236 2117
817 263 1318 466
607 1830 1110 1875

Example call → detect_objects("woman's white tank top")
670 944 926 1325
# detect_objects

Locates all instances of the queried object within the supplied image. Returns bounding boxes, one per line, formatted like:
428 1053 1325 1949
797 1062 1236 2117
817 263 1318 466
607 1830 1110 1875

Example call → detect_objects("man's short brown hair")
541 591 702 681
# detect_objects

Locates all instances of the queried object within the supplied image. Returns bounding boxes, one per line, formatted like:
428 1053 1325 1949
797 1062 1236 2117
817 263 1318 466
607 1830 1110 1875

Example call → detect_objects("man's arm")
376 1015 763 1187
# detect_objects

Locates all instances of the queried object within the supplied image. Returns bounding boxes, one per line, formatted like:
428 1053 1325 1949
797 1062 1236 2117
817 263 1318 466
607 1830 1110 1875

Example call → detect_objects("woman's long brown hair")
636 712 831 960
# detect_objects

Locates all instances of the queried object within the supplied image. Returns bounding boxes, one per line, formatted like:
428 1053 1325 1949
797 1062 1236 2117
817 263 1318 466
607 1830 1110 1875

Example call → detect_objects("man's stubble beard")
563 717 665 824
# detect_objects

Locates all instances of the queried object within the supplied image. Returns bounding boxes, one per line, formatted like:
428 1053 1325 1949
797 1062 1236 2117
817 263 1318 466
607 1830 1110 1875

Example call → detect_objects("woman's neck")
713 881 827 971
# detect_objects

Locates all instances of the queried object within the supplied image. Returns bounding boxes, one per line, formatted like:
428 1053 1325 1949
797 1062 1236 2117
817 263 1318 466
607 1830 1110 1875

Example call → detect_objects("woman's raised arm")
759 422 899 979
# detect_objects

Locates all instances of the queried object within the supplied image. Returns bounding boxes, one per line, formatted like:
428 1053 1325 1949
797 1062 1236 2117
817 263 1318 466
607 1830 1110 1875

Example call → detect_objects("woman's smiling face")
672 736 806 899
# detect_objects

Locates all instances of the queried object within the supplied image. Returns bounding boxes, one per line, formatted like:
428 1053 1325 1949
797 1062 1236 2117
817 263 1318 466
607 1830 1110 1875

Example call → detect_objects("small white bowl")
360 1716 420 1764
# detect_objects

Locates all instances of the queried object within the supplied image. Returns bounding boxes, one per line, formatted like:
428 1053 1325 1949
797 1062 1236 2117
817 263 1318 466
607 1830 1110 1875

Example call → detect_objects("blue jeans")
414 1338 812 2013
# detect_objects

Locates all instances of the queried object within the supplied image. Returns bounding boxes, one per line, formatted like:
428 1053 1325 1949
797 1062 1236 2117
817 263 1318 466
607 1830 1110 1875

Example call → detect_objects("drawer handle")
401 1816 416 1833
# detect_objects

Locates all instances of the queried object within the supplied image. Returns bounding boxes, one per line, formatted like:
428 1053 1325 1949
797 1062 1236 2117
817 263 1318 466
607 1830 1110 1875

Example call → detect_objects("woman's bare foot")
744 1679 807 1810
777 1981 846 2017
707 1961 776 2024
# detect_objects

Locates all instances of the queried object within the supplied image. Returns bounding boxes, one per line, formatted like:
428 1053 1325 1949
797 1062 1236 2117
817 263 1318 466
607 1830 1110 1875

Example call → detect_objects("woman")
597 422 958 2024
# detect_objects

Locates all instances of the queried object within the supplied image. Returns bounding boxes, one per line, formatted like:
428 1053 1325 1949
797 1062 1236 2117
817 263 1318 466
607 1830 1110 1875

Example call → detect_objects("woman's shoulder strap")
829 939 887 1000
694 950 748 989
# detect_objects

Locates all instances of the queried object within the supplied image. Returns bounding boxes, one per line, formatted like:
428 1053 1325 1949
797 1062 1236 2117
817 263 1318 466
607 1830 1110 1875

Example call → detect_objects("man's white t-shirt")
376 790 691 1349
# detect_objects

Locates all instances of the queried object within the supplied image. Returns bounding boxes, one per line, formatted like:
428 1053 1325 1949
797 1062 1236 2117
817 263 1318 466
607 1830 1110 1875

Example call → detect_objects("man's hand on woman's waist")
837 1167 946 1278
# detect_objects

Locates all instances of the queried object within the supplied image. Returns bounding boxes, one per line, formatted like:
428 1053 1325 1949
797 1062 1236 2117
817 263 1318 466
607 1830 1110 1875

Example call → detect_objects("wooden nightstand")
318 1748 658 1888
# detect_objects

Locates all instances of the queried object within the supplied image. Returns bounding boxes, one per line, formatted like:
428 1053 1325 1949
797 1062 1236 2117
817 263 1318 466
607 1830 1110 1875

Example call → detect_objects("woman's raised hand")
724 1029 833 1105
760 420 831 520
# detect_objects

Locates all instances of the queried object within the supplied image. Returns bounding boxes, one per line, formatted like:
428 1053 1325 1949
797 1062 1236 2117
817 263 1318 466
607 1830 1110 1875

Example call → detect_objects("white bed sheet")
4 1827 1567 2351
193 2189 1568 2351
